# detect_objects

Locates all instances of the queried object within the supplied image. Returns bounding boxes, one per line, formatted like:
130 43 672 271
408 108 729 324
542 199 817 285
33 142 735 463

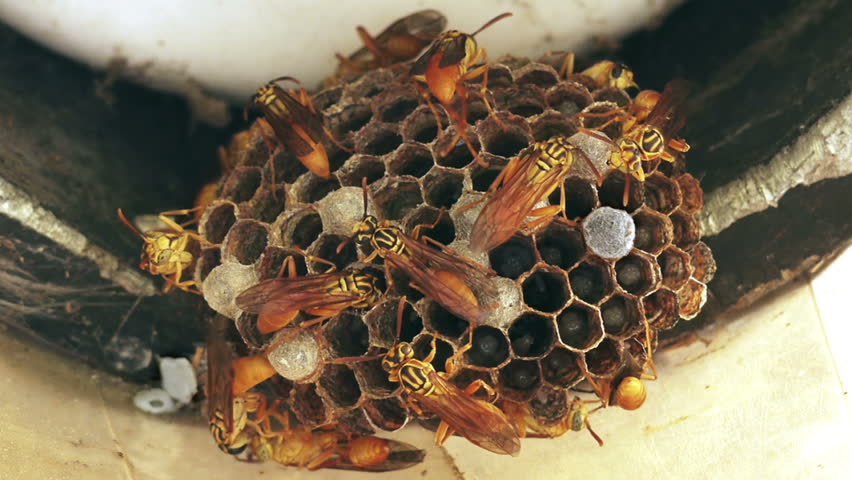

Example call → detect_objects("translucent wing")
643 79 690 140
236 275 364 317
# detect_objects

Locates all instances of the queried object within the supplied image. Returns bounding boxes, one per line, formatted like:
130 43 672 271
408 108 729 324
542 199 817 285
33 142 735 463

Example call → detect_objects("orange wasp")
467 135 602 254
235 251 382 337
503 396 604 446
336 297 521 456
410 12 513 166
543 52 639 90
344 178 497 325
587 324 658 411
247 77 349 179
331 10 447 81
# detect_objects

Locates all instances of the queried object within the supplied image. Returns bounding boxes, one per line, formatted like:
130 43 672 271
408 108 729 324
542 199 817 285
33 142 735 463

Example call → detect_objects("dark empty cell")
290 213 323 249
578 104 622 139
522 270 569 313
584 338 621 376
561 177 597 219
364 398 408 431
500 360 540 391
311 86 343 111
482 128 528 158
508 314 554 358
467 326 510 368
481 66 514 89
290 384 328 427
324 314 370 357
556 306 595 349
449 369 494 401
304 177 341 203
251 186 287 223
516 68 559 88
541 348 581 387
319 365 361 408
536 225 584 270
592 87 631 107
352 357 398 397
402 107 446 144
598 172 643 211
568 263 608 304
437 141 476 168
374 180 422 221
413 336 453 373
489 237 535 279
196 248 221 282
362 128 403 156
387 268 424 303
227 222 268 265
505 93 545 117
545 85 592 117
426 301 469 340
309 234 358 272
616 255 651 294
670 211 700 249
659 247 692 290
391 145 434 177
336 104 373 134
471 167 501 192
224 168 262 203
327 147 351 173
644 174 681 214
465 101 490 124
339 156 385 186
532 118 576 142
380 97 420 123
274 152 309 183
203 203 236 244
257 246 306 280
398 301 423 343
424 172 463 209
601 296 631 336
632 211 671 254
406 208 456 246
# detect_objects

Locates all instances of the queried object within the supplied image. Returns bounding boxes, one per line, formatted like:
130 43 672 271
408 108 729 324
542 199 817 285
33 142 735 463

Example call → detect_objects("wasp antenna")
360 176 370 218
471 12 513 37
329 353 384 365
393 295 408 348
271 76 301 86
585 418 604 447
116 208 144 238
575 145 603 187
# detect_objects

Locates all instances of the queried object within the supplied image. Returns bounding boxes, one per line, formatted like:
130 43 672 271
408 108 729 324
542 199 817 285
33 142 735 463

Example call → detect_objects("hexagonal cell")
677 278 708 320
307 233 358 271
514 62 560 88
377 90 420 123
532 220 584 271
312 85 343 111
499 360 541 399
270 151 308 184
670 210 701 249
357 124 403 156
643 288 680 330
323 312 370 358
583 338 623 377
290 383 330 427
540 347 582 388
600 295 643 339
318 364 362 408
568 260 613 305
351 356 399 398
423 169 464 209
413 335 454 373
278 208 324 249
463 98 492 125
488 235 536 280
331 103 373 137
388 143 434 178
676 173 704 214
643 172 682 215
615 251 660 295
545 81 593 117
521 267 572 313
577 101 623 139
527 384 569 425
201 202 236 244
234 312 268 350
556 302 604 351
508 313 555 358
222 167 262 203
598 171 644 211
496 87 546 118
592 87 632 107
478 64 515 89
343 69 395 100
479 117 531 159
434 133 480 168
424 301 469 341
295 174 342 204
366 299 423 348
256 245 307 281
530 111 577 142
401 105 447 144
249 185 287 223
559 177 598 220
195 247 221 283
449 368 495 401
337 154 386 187
223 220 268 265
466 326 510 368
658 245 694 290
363 397 409 431
688 242 717 284
371 177 423 221
404 206 456 246
632 208 673 255
469 157 508 192
336 409 375 437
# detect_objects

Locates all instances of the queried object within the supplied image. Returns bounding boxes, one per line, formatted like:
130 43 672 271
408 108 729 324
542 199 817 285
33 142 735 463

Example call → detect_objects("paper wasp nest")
194 57 715 434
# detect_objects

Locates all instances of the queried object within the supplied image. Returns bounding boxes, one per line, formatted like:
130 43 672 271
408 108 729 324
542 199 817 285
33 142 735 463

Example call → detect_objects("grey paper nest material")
193 55 715 433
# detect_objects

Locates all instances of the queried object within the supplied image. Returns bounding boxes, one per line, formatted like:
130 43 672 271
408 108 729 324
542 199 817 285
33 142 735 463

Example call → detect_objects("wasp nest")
193 56 715 435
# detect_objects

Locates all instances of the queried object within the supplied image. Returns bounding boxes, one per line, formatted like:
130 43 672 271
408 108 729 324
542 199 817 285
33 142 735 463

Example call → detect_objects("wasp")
117 208 213 294
466 136 602 254
345 178 496 325
588 324 658 411
247 77 349 179
330 10 447 83
410 12 513 166
542 51 639 90
236 252 382 337
503 396 604 446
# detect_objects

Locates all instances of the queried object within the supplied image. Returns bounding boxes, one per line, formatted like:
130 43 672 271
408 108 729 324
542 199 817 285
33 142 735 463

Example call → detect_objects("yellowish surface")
1 246 851 480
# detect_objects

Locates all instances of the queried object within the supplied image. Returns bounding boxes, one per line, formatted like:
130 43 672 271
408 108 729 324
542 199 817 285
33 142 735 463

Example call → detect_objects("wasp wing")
236 275 364 317
207 314 236 435
260 86 327 158
644 79 690 140
410 38 445 76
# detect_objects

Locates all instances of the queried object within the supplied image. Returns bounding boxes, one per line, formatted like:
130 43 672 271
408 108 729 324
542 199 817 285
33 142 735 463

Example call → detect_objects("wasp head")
382 342 415 372
353 215 379 245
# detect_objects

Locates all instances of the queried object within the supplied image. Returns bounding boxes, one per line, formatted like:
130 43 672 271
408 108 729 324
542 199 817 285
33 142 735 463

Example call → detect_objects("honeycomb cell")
554 177 597 220
401 106 446 144
528 385 569 425
424 301 469 341
514 62 560 88
336 409 375 437
332 103 373 136
676 173 704 214
643 172 682 215
497 87 546 118
658 245 694 290
615 251 660 295
223 220 268 265
689 241 717 283
307 233 358 271
363 397 409 431
598 171 644 211
423 169 464 209
489 235 536 279
312 85 343 111
337 154 386 187
581 206 635 260
352 357 399 398
508 313 555 358
530 111 577 142
358 124 403 156
463 98 492 124
478 64 514 89
577 101 623 139
200 202 236 244
568 260 612 304
632 208 673 255
290 383 330 427
677 278 708 320
249 185 287 223
556 302 604 351
545 81 593 117
388 143 434 178
521 267 571 313
540 347 582 388
535 220 585 270
377 91 420 123
296 174 341 203
323 312 370 358
318 364 362 408
466 326 510 368
270 151 309 184
267 329 321 382
600 295 643 339
256 245 307 281
592 86 632 107
449 368 495 401
203 263 259 320
435 135 479 168
479 116 531 158
413 335 454 373
643 288 680 330
366 299 422 348
670 210 701 249
470 158 507 192
278 208 323 249
222 167 262 203
195 247 221 283
343 70 395 100
583 337 623 377
371 177 423 221
404 206 456 246
500 360 541 398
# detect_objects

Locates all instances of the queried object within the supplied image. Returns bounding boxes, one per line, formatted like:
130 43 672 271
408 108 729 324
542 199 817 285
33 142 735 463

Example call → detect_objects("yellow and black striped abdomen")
528 137 574 182
398 361 436 396
638 127 665 158
372 227 407 256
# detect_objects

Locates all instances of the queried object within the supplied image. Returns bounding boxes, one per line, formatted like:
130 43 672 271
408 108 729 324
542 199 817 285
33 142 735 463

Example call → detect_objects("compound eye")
611 64 623 78
227 444 248 455
400 343 414 357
